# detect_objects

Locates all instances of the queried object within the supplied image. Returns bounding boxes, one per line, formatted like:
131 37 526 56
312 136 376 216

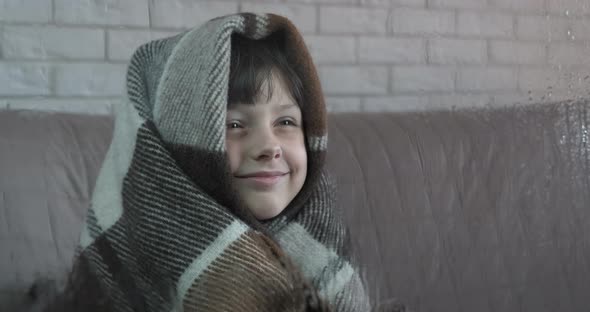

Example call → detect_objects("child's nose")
250 130 282 161
255 144 282 161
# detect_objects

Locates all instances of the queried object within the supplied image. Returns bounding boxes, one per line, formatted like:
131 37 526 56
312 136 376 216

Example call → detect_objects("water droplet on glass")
548 92 553 97
565 9 570 17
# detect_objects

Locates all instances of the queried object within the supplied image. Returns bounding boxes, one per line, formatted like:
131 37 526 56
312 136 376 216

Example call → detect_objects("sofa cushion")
0 111 113 294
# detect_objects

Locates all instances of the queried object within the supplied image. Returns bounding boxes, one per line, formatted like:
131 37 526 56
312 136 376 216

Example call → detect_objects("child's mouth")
236 172 289 189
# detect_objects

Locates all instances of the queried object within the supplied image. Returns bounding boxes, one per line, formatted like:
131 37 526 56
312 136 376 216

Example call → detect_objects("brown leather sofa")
1 99 589 311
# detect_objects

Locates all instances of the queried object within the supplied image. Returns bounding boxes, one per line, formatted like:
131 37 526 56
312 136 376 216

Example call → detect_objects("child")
46 13 369 311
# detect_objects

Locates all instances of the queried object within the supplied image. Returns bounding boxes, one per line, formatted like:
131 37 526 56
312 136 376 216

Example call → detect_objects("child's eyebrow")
275 103 298 112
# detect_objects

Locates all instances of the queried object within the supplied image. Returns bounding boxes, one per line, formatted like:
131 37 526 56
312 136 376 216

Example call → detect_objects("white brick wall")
363 95 430 112
457 67 518 91
392 66 455 92
516 16 568 41
428 39 487 64
54 63 127 96
391 9 455 35
571 19 590 40
151 1 238 28
489 41 546 65
320 7 388 34
304 35 356 64
432 94 491 110
360 0 425 7
519 67 590 93
548 43 590 66
2 26 104 60
55 0 150 26
0 0 589 114
0 0 52 23
0 63 51 95
548 0 590 15
358 37 425 63
429 0 486 10
456 11 513 38
320 66 388 94
489 0 545 13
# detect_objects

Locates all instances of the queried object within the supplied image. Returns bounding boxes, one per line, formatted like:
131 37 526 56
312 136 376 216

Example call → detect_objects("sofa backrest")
326 101 590 311
1 100 589 311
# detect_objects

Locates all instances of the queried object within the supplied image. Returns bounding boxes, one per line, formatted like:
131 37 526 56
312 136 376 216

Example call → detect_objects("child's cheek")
225 139 241 173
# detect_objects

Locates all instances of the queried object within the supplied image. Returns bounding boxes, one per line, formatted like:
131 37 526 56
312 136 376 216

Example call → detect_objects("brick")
570 20 590 40
516 16 568 41
514 90 577 104
517 68 581 92
108 30 179 61
362 96 430 112
0 0 51 22
489 0 546 13
430 94 491 109
319 66 388 95
325 97 362 112
542 90 587 102
303 36 356 63
548 0 590 15
5 98 114 115
55 63 127 96
489 40 546 65
320 7 389 34
359 0 425 7
2 26 104 60
492 92 532 105
457 67 517 91
359 37 425 63
241 3 316 33
548 43 589 66
457 12 514 38
392 66 455 92
429 0 486 9
391 9 455 35
429 39 486 65
0 63 51 96
285 0 355 3
151 0 237 28
55 0 149 26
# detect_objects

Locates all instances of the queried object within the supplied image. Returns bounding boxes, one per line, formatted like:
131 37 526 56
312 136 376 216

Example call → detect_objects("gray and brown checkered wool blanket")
46 13 370 312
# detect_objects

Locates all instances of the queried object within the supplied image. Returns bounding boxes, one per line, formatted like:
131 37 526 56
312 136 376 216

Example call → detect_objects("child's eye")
278 119 298 127
226 121 243 129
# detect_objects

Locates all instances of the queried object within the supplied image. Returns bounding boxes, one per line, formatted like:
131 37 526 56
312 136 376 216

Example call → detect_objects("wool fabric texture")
49 13 370 312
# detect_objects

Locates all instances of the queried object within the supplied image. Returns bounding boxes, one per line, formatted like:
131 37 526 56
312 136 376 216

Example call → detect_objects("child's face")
225 74 307 220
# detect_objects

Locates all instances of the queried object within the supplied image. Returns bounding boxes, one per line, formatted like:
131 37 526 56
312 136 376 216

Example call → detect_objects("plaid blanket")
47 13 370 312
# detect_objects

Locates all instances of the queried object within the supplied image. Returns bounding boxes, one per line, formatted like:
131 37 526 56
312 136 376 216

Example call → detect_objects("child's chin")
249 201 287 220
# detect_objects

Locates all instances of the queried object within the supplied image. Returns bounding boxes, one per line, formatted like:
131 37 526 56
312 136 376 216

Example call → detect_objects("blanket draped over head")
49 13 370 312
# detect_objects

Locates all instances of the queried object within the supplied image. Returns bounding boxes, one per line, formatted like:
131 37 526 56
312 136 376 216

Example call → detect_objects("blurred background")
1 0 589 114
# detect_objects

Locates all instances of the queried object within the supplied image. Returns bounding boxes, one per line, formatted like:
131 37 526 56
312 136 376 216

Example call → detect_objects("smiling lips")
235 171 288 188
